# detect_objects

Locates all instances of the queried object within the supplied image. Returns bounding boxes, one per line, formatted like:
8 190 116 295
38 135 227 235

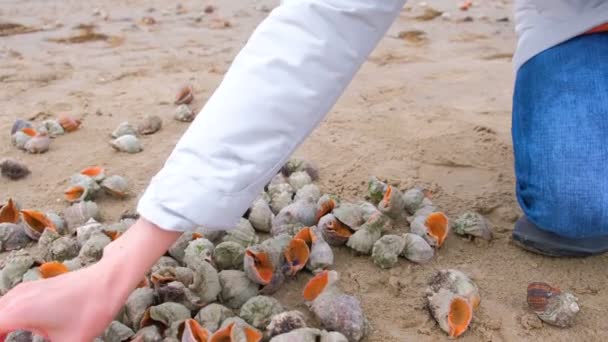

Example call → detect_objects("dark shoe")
512 216 608 257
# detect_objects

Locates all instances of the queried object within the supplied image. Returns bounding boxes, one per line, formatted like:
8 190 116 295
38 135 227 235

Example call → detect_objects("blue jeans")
512 32 608 239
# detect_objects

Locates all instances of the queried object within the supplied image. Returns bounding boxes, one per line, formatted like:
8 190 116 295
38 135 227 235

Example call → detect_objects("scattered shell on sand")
371 234 406 269
11 129 34 150
410 211 450 248
367 176 387 204
39 119 65 137
58 114 81 132
24 133 51 154
240 295 285 330
175 84 194 105
401 233 434 264
174 104 195 122
112 122 138 138
21 209 57 241
378 185 405 219
101 175 129 198
527 282 579 327
110 134 143 153
137 115 162 135
453 211 493 241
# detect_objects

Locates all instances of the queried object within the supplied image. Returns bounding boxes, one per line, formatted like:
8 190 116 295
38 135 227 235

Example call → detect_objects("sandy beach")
1 0 607 341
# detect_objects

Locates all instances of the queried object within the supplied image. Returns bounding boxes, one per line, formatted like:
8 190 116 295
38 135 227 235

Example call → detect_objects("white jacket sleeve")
137 0 406 232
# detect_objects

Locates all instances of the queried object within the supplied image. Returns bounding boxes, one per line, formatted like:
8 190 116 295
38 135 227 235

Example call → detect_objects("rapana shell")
248 197 273 233
266 310 308 339
318 214 353 246
218 270 259 309
131 325 163 342
156 281 204 311
169 231 199 263
110 134 143 153
426 287 473 338
57 114 81 132
244 243 281 285
103 321 135 342
401 233 434 264
367 176 387 204
453 211 493 241
194 303 235 333
222 218 259 248
288 171 312 191
189 260 221 305
63 201 100 230
315 194 339 223
174 104 195 122
0 253 34 291
125 287 156 330
142 302 191 329
24 134 51 154
280 158 319 181
11 119 33 135
402 188 426 215
78 232 111 264
101 175 129 198
536 292 579 328
112 122 138 138
213 241 245 271
40 119 65 137
179 319 211 342
0 158 30 180
426 269 481 310
240 295 285 329
21 209 57 241
294 184 321 203
378 185 405 219
306 227 334 273
215 317 263 342
183 238 215 270
49 236 80 261
345 222 381 255
137 115 163 135
76 218 104 246
11 130 33 150
332 202 364 230
371 234 406 269
0 223 30 252
272 198 316 236
410 212 450 248
175 84 194 105
21 267 42 283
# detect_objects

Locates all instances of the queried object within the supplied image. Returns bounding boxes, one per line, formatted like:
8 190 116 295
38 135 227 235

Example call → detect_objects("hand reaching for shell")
0 218 181 342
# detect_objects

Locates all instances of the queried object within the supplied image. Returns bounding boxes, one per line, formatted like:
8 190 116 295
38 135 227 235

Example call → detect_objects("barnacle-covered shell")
222 218 259 247
168 231 201 263
288 171 312 191
266 311 308 339
271 199 316 236
142 302 191 329
104 321 135 342
453 211 493 241
378 185 405 219
78 232 111 264
307 227 334 273
110 134 143 153
11 119 33 135
58 114 81 132
101 175 129 198
357 201 380 222
535 291 579 328
218 270 259 309
281 158 319 181
76 218 104 246
0 223 30 252
63 201 100 230
332 203 364 230
174 104 195 122
37 227 60 249
371 234 406 269
132 325 162 342
50 236 80 261
401 233 434 264
426 287 473 338
21 209 56 241
112 122 138 138
527 282 561 313
426 269 481 310
345 223 381 255
175 84 194 105
126 287 156 330
189 260 221 304
268 183 294 214
402 188 426 215
40 119 65 137
294 184 321 203
213 241 245 271
194 303 235 332
0 158 30 180
137 114 162 135
0 253 34 291
367 176 387 204
410 212 449 248
248 197 273 233
24 133 51 154
240 295 285 329
318 214 353 246
0 198 20 224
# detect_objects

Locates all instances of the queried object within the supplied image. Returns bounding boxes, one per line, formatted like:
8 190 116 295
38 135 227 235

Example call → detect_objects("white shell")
371 234 405 269
110 135 143 153
174 104 195 122
248 197 273 233
112 122 138 138
288 171 312 191
11 131 32 150
536 292 579 328
401 233 434 264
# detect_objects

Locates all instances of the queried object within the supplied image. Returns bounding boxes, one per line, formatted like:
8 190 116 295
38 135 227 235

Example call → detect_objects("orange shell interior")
21 127 37 137
209 322 234 342
0 198 20 224
448 297 473 338
184 319 210 342
21 209 56 233
137 277 150 288
80 166 104 177
284 238 310 275
303 270 329 301
242 326 262 342
315 198 336 223
425 212 449 247
245 250 273 284
151 273 177 286
192 232 203 240
175 85 194 104
382 185 393 203
39 261 69 279
294 227 312 245
328 218 353 238
103 230 122 241
64 185 86 201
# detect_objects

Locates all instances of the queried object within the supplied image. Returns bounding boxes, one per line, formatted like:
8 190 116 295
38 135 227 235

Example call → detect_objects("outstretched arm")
0 1 405 340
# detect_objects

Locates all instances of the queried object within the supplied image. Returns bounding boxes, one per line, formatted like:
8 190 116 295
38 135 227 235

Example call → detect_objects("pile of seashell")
0 157 499 341
10 114 81 154
109 115 163 154
173 84 196 122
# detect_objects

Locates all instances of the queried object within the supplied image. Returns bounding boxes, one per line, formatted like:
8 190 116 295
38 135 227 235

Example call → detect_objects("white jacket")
137 0 608 232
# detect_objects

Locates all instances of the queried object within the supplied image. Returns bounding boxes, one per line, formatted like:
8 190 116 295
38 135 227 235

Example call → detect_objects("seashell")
40 119 65 138
21 267 42 283
174 104 196 122
294 184 321 203
271 199 316 236
269 173 289 186
217 317 263 342
266 310 308 339
11 130 34 150
269 191 293 215
357 201 381 222
222 218 259 247
345 221 381 255
126 287 156 331
0 158 30 180
410 212 449 248
189 260 221 304
112 121 138 138
269 328 348 342
49 236 80 261
70 173 101 194
248 197 273 233
426 288 473 338
280 158 319 181
131 325 162 342
24 133 51 154
306 227 334 273
303 270 367 341
101 175 130 198
402 188 426 215
218 270 259 309
151 266 194 288
110 134 143 153
410 201 438 221
213 241 245 271
426 269 481 311
196 226 225 244
533 290 579 328
80 166 105 182
141 302 191 329
284 238 310 276
527 282 562 313
21 209 56 241
39 261 69 279
0 223 31 252
138 114 163 135
156 281 205 311
5 330 33 342
240 296 285 330
103 321 135 342
63 201 100 230
371 234 406 269
64 184 91 202
169 231 200 263
0 254 34 291
78 232 111 264
378 185 405 219
453 211 493 241
401 233 434 264
194 303 235 333
332 202 364 230
11 119 33 135
183 238 215 269
76 218 104 246
175 84 194 105
0 198 20 224
58 114 81 132
63 257 84 272
367 176 387 204
318 214 353 246
37 228 60 250
288 171 312 191
178 319 210 342
244 245 278 285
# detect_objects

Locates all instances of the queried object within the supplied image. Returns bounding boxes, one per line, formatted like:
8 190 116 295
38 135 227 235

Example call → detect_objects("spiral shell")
294 184 321 203
110 135 143 153
175 84 194 105
410 212 450 248
0 198 20 224
178 319 210 342
213 241 245 271
346 222 382 255
306 227 334 273
318 214 353 246
111 121 138 138
0 158 30 180
248 197 273 233
141 302 191 329
536 291 579 328
174 104 195 122
137 114 162 135
11 130 33 150
280 158 319 181
103 321 135 342
223 218 259 248
0 223 31 252
401 233 434 264
272 199 316 236
21 209 56 241
288 171 312 191
125 287 156 331
527 282 561 313
183 238 215 270
402 188 425 215
80 166 105 182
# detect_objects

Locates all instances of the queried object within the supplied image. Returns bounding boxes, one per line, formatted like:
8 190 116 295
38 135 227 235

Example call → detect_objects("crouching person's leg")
511 32 608 256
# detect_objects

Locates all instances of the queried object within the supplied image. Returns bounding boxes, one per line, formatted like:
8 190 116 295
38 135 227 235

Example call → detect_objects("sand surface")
1 0 607 341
